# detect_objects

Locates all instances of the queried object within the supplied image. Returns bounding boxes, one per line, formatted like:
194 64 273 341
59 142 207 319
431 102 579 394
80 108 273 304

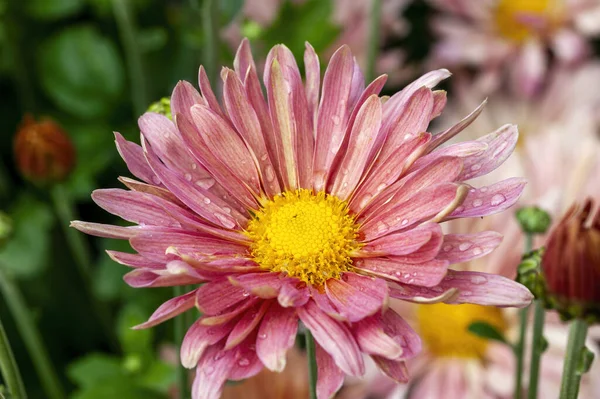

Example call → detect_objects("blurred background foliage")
0 0 427 398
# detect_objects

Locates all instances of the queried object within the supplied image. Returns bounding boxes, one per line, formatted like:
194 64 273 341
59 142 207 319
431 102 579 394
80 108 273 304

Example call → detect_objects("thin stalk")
174 286 188 399
0 268 63 399
366 0 382 82
527 300 546 399
111 0 148 116
305 330 318 399
559 319 589 399
514 232 534 399
0 314 27 399
202 0 220 84
50 184 118 350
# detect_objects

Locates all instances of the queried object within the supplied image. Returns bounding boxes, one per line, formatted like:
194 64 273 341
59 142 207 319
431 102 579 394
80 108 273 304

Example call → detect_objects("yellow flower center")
495 0 563 42
417 303 506 358
245 189 360 286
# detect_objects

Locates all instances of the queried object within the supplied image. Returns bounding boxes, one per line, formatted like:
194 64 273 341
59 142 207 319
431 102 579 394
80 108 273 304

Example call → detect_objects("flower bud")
516 206 552 234
541 198 600 322
147 97 172 120
13 114 75 184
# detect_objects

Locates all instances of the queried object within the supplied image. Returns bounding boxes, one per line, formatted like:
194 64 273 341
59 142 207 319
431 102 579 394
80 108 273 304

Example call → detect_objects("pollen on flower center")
245 189 360 286
417 303 506 359
495 0 563 42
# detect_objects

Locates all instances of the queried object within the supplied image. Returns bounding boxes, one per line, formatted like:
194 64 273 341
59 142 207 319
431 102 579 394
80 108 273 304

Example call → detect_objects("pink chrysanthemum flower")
428 0 600 97
72 40 533 399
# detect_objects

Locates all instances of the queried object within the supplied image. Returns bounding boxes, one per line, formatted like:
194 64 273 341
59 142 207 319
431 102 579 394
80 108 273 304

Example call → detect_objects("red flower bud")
13 114 75 184
542 198 600 321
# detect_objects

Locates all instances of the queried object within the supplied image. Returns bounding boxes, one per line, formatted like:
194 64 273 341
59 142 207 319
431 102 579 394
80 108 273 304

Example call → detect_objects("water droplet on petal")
443 244 452 252
472 247 483 256
203 197 211 204
204 366 215 375
376 221 389 234
191 163 197 170
480 187 488 193
458 242 472 251
472 199 483 207
332 115 341 126
152 176 161 185
490 194 506 206
238 358 250 367
454 205 465 214
470 275 487 284
242 291 250 297
214 352 226 361
260 153 269 161
258 333 267 339
184 173 192 181
400 219 409 226
470 163 481 172
376 183 387 192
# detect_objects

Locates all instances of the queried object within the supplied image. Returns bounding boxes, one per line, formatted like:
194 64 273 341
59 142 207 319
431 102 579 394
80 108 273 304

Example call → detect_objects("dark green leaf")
467 321 509 345
37 25 125 118
117 303 153 355
26 0 84 20
67 353 124 388
137 360 176 393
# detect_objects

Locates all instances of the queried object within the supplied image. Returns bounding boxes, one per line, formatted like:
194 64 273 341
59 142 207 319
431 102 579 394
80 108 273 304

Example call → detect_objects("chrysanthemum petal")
449 178 526 219
329 94 382 200
106 250 161 268
277 282 310 308
225 300 270 349
123 261 206 288
114 132 158 185
436 231 503 263
325 273 388 322
355 257 449 287
431 90 447 118
170 80 204 119
228 272 287 299
316 343 345 399
408 140 488 174
352 314 404 359
313 45 354 192
192 345 235 399
200 298 259 326
118 177 183 207
389 270 533 307
256 303 298 372
228 341 264 381
297 301 365 376
195 279 249 315
181 319 235 369
304 42 320 126
198 65 228 120
70 221 139 239
372 356 410 383
233 38 255 83
132 289 197 329
361 223 438 256
428 99 487 150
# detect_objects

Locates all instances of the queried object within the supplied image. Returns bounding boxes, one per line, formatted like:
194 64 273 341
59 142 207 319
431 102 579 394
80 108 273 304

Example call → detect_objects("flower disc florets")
246 189 360 286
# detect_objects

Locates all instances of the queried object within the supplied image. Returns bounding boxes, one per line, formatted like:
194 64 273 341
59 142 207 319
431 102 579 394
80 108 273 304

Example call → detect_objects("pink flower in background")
72 40 532 399
429 0 600 97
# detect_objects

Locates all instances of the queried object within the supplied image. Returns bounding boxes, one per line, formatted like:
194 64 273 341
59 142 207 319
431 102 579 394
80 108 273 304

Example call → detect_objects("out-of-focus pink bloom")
223 0 412 84
73 40 532 399
429 0 600 97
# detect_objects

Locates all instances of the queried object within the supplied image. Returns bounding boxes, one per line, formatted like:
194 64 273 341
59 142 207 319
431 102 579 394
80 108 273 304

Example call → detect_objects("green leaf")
117 304 153 355
0 196 55 278
137 360 176 393
467 321 509 345
255 0 340 59
37 25 125 118
67 353 124 388
72 378 165 399
577 346 595 375
26 0 84 20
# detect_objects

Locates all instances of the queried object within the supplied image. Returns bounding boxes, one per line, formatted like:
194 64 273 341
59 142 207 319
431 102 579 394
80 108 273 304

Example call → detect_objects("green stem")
560 319 589 399
515 232 534 399
202 0 220 84
527 300 546 399
366 0 382 82
50 184 118 350
0 268 63 399
111 0 148 116
174 286 188 399
0 313 27 399
305 330 318 399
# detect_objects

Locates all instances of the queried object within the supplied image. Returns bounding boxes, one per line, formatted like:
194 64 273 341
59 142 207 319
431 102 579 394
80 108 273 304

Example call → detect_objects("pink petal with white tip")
457 124 518 181
225 300 270 349
313 45 354 192
192 345 235 399
330 94 382 200
348 59 365 111
278 282 310 308
170 80 204 120
198 66 227 120
114 132 157 184
325 273 388 322
200 298 259 326
355 257 449 287
70 221 140 239
181 319 235 368
256 303 298 372
431 90 447 119
123 261 206 288
427 99 486 150
409 140 487 175
233 38 255 83
304 42 320 127
372 356 410 383
133 289 197 329
118 177 183 207
297 300 365 376
352 314 403 359
228 341 264 381
228 272 288 299
106 251 162 269
362 223 438 256
388 270 533 307
195 278 249 315
316 342 344 399
448 177 526 219
437 231 503 263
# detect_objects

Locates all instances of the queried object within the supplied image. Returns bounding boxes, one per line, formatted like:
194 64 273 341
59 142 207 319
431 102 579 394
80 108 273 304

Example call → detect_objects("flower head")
542 198 600 322
13 114 75 184
72 39 532 399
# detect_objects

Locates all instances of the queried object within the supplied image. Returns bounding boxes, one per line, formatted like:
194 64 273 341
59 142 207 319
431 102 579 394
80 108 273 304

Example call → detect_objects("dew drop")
152 176 161 185
490 194 506 206
332 115 341 126
432 286 444 293
470 275 487 285
215 214 236 229
260 153 269 161
376 183 387 192
408 278 415 284
442 244 452 252
472 199 483 207
400 219 409 226
184 173 192 181
222 207 231 214
238 358 250 367
203 197 211 205
454 205 465 213
395 271 402 277
258 332 268 339
359 195 373 209
470 163 481 172
191 163 198 170
458 242 472 251
196 177 216 189
214 352 226 361
472 247 483 256
242 291 250 297
492 142 508 158
404 273 410 279
204 366 215 375
265 166 276 182
480 187 488 193
376 221 389 234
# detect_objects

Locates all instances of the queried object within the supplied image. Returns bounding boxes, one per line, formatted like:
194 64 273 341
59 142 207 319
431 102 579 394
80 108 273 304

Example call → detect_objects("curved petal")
181 318 235 368
256 303 298 372
133 289 197 329
437 231 503 264
355 257 449 287
225 300 270 349
448 178 526 219
114 132 157 184
316 342 344 399
324 273 388 322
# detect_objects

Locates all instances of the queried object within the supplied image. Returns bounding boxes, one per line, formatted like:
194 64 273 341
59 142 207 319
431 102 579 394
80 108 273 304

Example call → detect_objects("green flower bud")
516 206 552 234
147 97 172 120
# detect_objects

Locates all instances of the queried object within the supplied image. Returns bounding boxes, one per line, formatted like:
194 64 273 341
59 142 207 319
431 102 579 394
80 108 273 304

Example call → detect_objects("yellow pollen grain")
416 303 506 359
495 0 563 42
245 189 360 286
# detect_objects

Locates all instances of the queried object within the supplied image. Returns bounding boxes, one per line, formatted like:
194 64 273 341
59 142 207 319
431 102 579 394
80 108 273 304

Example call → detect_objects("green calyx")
516 206 552 234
